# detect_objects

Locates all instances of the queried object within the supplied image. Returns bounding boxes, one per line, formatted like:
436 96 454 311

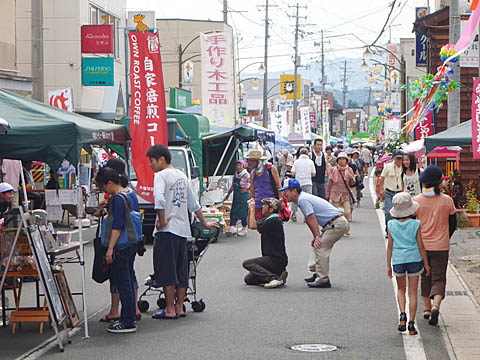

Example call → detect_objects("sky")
126 0 434 77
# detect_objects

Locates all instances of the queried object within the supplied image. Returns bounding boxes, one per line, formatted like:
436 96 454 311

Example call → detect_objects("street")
2 180 454 360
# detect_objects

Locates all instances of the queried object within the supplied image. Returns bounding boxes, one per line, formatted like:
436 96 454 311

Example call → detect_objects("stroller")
137 222 220 313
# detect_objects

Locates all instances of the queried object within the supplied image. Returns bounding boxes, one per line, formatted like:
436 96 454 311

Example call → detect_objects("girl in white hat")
386 192 431 336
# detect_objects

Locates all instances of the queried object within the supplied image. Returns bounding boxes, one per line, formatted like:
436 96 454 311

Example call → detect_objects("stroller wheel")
199 299 206 311
138 300 149 313
192 299 206 312
183 304 187 313
157 297 166 309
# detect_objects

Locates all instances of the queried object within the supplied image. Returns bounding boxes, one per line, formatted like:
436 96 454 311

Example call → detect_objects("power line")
370 0 397 46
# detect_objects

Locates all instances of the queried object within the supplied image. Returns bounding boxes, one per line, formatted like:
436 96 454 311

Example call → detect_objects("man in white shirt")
360 145 372 176
292 148 316 194
147 144 217 319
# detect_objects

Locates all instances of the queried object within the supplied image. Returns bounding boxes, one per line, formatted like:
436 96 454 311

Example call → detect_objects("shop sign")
127 11 155 31
200 32 235 128
299 107 311 140
81 25 114 53
280 74 301 101
472 78 480 159
415 7 428 67
48 87 74 112
128 31 167 202
82 57 114 86
169 88 192 109
270 111 288 137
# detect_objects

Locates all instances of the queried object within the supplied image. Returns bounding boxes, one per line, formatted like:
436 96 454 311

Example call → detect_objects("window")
88 4 121 58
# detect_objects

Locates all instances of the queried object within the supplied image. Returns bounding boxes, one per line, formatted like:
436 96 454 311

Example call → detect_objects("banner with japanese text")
128 31 167 202
270 112 288 137
415 7 428 67
48 87 74 112
200 32 234 128
299 107 311 140
414 99 434 139
472 78 480 159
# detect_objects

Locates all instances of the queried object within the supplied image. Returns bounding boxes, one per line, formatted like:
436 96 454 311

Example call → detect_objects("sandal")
99 315 119 322
136 314 142 321
408 321 418 335
429 307 439 326
398 312 407 332
423 310 432 320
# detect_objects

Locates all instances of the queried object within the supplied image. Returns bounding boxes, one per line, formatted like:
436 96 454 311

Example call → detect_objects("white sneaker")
237 228 248 236
226 226 236 236
264 279 284 288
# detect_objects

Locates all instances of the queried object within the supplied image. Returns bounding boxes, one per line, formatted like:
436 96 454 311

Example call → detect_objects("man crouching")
243 198 288 288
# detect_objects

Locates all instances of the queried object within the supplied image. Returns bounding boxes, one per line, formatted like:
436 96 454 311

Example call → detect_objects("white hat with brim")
389 192 419 218
336 152 349 161
0 182 14 193
246 149 267 160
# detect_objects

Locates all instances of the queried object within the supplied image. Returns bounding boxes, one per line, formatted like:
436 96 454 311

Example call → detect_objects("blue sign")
415 7 429 67
82 57 114 86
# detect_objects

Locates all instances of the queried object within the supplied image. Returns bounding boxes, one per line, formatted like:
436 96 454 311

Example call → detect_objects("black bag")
92 217 110 283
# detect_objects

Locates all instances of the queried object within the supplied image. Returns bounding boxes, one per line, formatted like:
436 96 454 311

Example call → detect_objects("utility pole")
32 0 44 102
223 0 228 24
342 60 348 135
448 0 460 129
257 1 276 128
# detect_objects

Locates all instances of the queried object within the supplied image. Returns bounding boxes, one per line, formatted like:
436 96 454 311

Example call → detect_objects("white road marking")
368 170 428 360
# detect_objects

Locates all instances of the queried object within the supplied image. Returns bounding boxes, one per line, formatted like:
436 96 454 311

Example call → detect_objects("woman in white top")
402 153 422 197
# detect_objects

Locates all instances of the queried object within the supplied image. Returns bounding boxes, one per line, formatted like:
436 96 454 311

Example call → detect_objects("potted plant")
465 185 480 227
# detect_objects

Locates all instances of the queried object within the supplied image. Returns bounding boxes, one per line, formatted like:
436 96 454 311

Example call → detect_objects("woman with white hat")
326 152 355 225
386 192 430 336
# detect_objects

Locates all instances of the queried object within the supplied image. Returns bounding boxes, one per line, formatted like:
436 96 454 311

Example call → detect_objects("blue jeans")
110 244 137 327
231 217 247 226
312 180 326 199
384 190 396 232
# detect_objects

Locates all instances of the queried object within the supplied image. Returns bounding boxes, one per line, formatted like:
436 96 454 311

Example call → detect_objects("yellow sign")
280 74 301 101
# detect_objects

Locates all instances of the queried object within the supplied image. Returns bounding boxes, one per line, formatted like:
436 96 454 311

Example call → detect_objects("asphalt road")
2 180 451 359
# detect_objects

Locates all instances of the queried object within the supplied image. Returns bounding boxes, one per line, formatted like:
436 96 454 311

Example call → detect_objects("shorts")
153 232 189 288
393 261 424 277
110 276 139 293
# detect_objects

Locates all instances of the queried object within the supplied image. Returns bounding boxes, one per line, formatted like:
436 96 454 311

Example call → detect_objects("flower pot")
465 213 480 227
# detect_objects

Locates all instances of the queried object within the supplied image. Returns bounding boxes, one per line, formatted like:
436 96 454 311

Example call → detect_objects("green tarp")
0 89 129 170
424 120 472 154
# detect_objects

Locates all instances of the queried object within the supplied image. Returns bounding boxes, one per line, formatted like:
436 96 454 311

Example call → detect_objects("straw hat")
336 152 349 161
246 149 266 160
390 192 419 218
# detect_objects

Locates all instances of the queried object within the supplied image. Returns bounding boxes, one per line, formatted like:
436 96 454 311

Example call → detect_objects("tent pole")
213 136 234 177
19 161 29 211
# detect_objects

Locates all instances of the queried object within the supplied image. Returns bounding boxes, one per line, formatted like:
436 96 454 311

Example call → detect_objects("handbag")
101 192 143 249
339 169 356 204
92 216 110 283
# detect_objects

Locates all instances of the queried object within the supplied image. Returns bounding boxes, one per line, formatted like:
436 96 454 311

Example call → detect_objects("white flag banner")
200 32 235 128
270 111 288 137
48 87 74 112
300 107 311 140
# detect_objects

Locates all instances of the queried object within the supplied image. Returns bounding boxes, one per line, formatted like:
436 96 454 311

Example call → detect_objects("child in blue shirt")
387 192 430 336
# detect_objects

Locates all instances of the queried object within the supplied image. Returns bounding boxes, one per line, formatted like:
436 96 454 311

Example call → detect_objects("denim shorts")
393 261 424 277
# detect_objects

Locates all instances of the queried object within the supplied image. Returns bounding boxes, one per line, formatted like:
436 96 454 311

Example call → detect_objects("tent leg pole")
19 161 29 211
220 141 241 180
213 136 234 177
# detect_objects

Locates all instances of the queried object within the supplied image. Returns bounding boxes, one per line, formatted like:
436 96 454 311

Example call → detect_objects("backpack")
101 192 143 249
265 164 291 222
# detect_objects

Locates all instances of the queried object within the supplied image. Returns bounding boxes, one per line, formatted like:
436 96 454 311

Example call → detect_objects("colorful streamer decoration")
368 116 384 140
384 103 393 115
403 1 480 134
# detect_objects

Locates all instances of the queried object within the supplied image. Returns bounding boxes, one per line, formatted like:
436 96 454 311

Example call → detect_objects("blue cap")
279 178 301 191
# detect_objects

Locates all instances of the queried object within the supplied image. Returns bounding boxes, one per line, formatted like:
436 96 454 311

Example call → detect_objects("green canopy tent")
202 126 256 177
424 120 472 154
0 89 129 170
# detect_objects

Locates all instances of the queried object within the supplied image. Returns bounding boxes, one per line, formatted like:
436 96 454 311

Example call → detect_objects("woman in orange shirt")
413 166 457 326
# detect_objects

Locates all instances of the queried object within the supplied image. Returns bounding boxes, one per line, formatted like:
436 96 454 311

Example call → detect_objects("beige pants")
311 216 349 282
332 201 352 222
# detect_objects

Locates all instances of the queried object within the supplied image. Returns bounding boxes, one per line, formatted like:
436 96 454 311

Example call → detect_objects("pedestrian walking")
243 198 288 288
413 166 457 326
379 150 404 234
291 148 316 221
351 150 365 203
387 192 430 336
311 139 327 199
282 179 348 288
278 149 293 180
224 160 250 236
360 145 372 175
402 152 422 197
325 146 337 169
147 144 218 320
95 167 140 333
326 152 355 225
247 149 282 221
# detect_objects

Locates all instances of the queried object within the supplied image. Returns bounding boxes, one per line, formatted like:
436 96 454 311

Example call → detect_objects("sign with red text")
128 31 167 202
200 32 234 128
472 78 480 159
414 99 434 140
81 25 114 53
48 87 74 112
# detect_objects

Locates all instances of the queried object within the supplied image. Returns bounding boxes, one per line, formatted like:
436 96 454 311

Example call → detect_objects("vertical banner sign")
128 31 167 202
472 78 480 159
200 32 235 128
413 100 434 139
48 88 74 112
270 112 288 137
415 7 428 67
299 107 311 140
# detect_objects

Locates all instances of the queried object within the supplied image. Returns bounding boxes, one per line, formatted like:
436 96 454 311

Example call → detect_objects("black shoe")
429 307 439 326
107 321 137 333
408 321 418 335
279 271 288 285
307 280 331 288
398 312 407 332
304 273 317 283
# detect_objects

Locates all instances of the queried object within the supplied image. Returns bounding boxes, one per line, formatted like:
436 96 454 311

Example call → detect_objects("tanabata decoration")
368 116 384 140
404 0 480 133
384 103 393 115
